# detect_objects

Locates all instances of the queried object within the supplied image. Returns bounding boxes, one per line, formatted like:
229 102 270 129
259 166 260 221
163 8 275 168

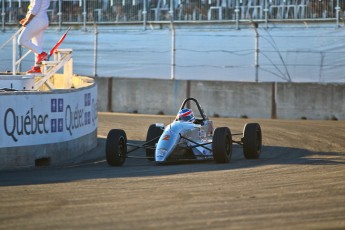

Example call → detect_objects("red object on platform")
27 66 41 74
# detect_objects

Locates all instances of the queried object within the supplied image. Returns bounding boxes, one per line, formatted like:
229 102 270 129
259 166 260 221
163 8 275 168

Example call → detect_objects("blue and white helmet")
177 108 195 122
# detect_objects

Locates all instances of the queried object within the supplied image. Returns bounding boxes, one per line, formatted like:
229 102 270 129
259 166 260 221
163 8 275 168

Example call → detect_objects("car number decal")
162 135 170 140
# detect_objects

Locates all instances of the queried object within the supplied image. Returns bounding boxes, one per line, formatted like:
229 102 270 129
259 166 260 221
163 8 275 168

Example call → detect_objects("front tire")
212 127 232 163
145 124 163 161
106 129 127 166
243 123 262 159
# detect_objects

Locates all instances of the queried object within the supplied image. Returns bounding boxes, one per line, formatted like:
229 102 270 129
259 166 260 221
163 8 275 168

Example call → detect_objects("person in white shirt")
18 0 51 73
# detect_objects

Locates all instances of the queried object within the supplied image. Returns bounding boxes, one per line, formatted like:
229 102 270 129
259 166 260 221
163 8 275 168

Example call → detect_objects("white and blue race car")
105 98 262 166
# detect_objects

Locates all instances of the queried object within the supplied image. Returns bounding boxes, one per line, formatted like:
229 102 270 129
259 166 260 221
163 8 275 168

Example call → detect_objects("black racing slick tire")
212 127 232 163
243 123 262 159
146 124 163 161
106 129 127 166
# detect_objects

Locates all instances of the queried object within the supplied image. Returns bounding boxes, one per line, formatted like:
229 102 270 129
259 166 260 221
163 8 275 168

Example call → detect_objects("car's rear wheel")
212 127 232 163
106 129 127 166
243 123 262 159
146 124 163 161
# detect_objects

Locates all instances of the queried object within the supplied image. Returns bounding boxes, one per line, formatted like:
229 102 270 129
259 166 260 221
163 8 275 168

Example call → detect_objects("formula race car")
105 98 262 166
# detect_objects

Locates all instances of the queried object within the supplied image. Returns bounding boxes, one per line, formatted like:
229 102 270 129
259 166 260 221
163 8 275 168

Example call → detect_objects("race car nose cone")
156 148 167 161
156 148 167 157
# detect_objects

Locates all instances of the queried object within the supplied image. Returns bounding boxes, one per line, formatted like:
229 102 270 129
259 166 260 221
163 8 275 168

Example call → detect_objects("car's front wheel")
106 129 127 166
212 127 232 163
243 123 262 159
145 124 163 161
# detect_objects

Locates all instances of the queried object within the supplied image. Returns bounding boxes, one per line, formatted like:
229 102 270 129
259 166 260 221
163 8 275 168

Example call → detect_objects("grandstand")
1 0 344 27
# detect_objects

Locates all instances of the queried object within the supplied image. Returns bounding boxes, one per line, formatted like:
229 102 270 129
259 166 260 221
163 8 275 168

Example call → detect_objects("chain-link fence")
2 0 345 30
2 24 344 82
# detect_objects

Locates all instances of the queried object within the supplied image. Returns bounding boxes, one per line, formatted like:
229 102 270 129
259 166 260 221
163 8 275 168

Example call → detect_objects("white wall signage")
0 86 98 148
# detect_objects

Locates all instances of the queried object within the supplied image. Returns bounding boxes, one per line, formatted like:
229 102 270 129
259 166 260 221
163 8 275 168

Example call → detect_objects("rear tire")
212 127 232 163
146 124 163 161
243 123 262 159
106 129 127 166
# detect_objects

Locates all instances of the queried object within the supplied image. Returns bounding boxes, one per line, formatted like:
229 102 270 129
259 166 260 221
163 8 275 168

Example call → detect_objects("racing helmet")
177 108 195 122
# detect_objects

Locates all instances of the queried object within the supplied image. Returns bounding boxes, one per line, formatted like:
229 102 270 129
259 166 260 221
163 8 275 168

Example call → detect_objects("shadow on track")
1 138 344 187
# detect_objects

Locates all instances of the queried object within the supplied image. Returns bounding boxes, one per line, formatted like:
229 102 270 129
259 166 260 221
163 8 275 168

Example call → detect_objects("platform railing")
0 27 72 90
34 49 73 90
0 26 23 75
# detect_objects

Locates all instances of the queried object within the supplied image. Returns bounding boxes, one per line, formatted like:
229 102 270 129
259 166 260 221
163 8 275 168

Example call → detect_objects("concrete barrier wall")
0 131 97 171
276 83 345 120
189 81 273 118
97 78 187 115
96 78 345 120
0 79 98 171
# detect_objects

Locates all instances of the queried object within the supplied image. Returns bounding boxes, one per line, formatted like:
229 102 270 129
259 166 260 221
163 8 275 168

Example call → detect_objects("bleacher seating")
0 0 340 24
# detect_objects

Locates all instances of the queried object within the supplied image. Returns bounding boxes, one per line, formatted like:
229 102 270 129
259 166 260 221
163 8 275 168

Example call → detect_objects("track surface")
1 113 345 229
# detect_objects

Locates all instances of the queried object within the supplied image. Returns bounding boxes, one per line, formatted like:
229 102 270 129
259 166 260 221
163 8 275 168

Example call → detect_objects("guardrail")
0 26 23 74
1 0 345 31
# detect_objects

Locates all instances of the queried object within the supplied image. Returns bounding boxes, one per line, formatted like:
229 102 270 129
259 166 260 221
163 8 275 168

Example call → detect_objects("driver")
176 108 195 122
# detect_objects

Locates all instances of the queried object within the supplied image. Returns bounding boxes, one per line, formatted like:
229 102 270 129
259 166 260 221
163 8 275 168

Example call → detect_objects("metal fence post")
170 19 175 80
169 0 174 20
264 0 268 28
83 0 87 31
335 0 340 27
93 25 98 77
1 0 5 31
143 0 147 30
253 22 259 82
235 0 240 30
58 0 62 31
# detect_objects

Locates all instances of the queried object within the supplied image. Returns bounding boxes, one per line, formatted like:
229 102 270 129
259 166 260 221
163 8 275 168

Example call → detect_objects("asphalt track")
1 113 345 229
